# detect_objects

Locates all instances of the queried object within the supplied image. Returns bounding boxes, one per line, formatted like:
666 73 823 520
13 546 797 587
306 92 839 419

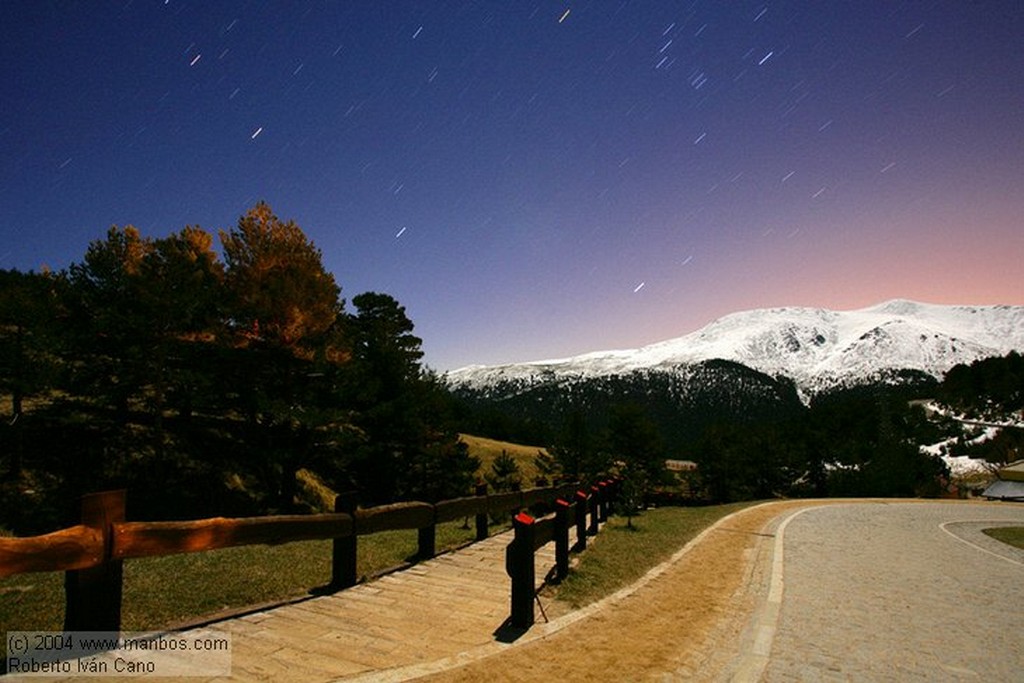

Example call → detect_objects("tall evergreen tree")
0 269 62 477
348 292 424 399
66 225 225 434
219 203 346 509
347 293 474 503
485 450 522 493
137 226 224 433
66 225 154 420
550 410 603 482
605 404 663 525
220 202 341 353
346 292 421 502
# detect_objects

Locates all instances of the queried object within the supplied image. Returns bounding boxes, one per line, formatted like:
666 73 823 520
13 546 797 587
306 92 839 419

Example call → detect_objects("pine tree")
66 225 154 422
550 410 598 481
137 226 224 433
346 293 474 503
485 450 523 493
220 202 341 352
606 404 663 526
0 269 62 477
532 449 560 486
219 203 346 509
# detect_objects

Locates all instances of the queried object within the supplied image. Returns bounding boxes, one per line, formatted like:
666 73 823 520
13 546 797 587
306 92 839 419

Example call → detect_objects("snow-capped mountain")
446 300 1024 398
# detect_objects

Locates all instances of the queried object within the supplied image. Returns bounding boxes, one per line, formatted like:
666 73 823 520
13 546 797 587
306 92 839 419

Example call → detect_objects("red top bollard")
553 498 572 582
514 512 535 525
509 511 537 628
573 490 588 551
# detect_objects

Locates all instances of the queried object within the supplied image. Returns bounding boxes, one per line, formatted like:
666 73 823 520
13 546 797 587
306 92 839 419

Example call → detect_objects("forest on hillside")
453 352 1024 503
0 203 477 534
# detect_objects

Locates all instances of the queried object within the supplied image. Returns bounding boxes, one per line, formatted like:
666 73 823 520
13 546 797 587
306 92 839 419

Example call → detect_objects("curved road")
418 501 1024 682
736 502 1024 682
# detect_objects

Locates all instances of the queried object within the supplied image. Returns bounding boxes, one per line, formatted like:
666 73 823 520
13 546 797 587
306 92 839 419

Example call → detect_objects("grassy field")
551 502 757 608
982 526 1024 549
460 433 549 484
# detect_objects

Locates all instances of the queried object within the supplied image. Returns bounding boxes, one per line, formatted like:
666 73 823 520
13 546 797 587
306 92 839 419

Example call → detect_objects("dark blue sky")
3 1 1022 370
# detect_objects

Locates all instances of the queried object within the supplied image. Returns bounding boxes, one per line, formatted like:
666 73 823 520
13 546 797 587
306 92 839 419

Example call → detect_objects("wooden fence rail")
505 479 620 628
0 482 581 632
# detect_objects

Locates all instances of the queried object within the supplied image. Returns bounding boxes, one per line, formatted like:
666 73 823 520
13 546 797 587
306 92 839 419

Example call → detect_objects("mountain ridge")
446 300 1024 398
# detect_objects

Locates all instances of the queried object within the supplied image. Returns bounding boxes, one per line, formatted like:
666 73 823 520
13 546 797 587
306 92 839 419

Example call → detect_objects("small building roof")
981 479 1024 501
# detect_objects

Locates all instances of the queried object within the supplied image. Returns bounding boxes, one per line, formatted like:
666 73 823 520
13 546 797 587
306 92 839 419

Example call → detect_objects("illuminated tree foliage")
220 202 341 352
0 204 474 530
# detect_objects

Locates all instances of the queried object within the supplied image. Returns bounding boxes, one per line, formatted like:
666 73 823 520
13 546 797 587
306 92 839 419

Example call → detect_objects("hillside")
451 359 806 456
460 434 548 485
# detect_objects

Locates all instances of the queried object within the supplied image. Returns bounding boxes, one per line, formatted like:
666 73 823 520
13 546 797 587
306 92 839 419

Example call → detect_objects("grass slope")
460 433 548 485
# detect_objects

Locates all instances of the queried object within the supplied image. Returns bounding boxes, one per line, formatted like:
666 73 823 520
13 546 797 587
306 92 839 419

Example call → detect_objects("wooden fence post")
588 485 601 536
64 490 125 633
605 478 616 510
474 482 488 541
554 499 570 582
507 512 536 629
598 481 610 522
574 490 588 551
332 491 358 589
417 512 436 560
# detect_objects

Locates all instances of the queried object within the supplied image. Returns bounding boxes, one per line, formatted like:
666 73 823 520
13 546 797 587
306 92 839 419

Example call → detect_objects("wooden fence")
0 481 584 632
504 479 619 628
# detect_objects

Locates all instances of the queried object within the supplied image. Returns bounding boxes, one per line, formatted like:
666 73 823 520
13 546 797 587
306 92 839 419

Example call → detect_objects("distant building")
665 459 698 472
982 460 1024 501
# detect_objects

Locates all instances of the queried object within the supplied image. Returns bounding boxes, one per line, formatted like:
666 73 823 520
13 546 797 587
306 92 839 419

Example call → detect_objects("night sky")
2 2 1022 371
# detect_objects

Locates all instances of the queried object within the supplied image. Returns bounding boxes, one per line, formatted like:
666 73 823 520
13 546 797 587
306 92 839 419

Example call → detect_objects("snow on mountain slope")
446 300 1024 396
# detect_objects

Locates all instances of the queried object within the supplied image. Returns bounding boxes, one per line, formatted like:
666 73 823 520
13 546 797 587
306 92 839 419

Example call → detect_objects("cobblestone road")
755 502 1024 682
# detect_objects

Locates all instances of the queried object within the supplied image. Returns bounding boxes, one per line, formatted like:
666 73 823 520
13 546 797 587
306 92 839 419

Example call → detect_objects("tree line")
454 359 1019 504
932 351 1023 465
0 203 476 533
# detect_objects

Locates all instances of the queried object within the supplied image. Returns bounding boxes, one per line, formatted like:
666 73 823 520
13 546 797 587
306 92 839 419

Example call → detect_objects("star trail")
1 1 1021 370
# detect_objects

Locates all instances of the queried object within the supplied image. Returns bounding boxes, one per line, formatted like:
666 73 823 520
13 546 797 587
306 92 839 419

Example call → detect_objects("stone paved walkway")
738 502 1024 682
200 530 557 682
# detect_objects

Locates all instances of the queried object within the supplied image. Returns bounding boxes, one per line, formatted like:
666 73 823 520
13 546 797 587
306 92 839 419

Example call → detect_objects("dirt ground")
418 501 812 682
